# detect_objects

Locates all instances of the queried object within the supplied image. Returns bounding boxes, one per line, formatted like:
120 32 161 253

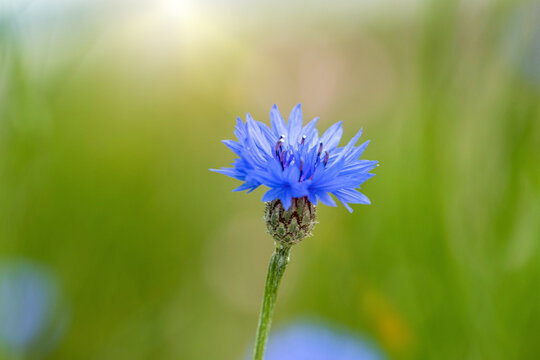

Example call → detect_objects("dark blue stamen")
315 142 324 167
275 137 284 157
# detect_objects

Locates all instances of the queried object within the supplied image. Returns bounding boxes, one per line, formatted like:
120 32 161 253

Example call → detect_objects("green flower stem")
252 243 292 360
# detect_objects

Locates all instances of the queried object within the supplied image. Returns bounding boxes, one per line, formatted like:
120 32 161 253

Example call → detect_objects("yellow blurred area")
361 289 413 356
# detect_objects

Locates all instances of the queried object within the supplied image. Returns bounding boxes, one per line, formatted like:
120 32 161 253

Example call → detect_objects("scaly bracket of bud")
264 197 317 246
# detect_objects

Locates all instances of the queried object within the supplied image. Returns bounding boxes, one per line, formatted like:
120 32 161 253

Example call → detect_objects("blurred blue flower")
0 259 69 356
506 2 540 88
248 321 385 360
212 104 377 212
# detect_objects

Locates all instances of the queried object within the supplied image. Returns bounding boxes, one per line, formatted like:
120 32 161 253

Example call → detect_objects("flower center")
274 135 330 181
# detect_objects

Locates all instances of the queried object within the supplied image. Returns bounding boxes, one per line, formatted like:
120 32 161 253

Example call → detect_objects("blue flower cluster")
0 259 69 355
212 104 377 212
249 321 385 360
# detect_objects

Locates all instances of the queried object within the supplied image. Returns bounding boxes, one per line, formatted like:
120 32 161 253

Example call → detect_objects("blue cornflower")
211 104 377 212
247 321 385 360
0 259 69 356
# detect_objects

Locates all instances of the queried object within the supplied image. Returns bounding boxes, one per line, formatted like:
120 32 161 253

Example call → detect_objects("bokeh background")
1 0 540 359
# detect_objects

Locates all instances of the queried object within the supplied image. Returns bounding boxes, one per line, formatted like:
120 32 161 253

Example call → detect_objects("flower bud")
264 197 317 246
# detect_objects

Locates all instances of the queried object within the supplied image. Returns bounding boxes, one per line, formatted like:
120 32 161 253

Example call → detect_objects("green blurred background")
1 0 540 359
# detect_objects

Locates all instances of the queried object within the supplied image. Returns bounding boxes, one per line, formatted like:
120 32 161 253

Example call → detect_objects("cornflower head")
211 104 378 213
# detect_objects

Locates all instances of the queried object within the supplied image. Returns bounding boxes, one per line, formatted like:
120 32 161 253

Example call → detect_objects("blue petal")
319 121 343 150
255 159 287 187
286 165 300 184
222 140 243 156
270 104 288 138
279 189 293 210
262 187 282 202
308 192 318 205
329 128 363 171
301 117 319 147
347 172 376 185
340 128 363 158
339 200 354 213
319 173 375 192
234 117 246 141
287 103 303 147
339 160 378 176
291 184 308 198
246 113 272 154
257 121 278 149
333 189 371 204
233 182 258 192
345 140 370 162
333 189 371 212
209 168 243 180
245 119 270 165
317 192 337 207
